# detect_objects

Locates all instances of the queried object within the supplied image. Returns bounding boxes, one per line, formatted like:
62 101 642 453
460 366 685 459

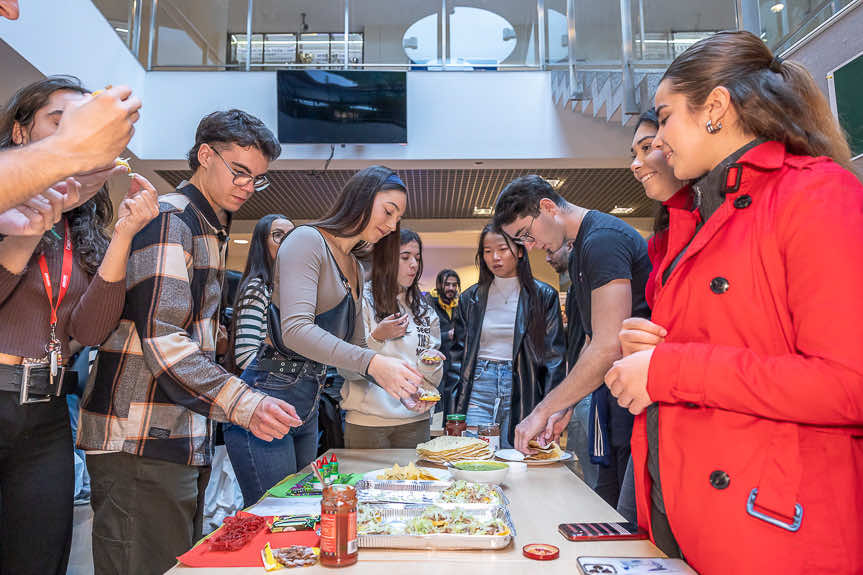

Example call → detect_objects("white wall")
141 70 634 163
0 0 146 156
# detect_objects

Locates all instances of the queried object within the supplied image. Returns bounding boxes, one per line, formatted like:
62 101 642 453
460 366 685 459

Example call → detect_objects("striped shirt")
233 277 271 370
77 184 267 466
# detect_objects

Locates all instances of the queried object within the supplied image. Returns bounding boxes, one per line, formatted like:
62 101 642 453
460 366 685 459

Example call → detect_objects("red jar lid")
523 543 560 561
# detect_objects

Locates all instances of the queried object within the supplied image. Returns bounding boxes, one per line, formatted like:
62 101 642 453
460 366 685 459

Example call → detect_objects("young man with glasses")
493 175 650 519
78 110 302 575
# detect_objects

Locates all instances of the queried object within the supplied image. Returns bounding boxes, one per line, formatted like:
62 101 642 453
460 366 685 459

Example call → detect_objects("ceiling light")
473 206 493 216
770 3 784 13
610 206 636 215
233 239 249 245
544 178 564 190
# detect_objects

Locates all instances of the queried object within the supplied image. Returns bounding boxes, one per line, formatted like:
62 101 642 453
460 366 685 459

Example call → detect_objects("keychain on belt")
37 219 73 383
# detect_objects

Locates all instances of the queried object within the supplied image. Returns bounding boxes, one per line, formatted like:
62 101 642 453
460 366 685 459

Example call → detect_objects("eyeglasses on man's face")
211 146 270 192
511 215 537 245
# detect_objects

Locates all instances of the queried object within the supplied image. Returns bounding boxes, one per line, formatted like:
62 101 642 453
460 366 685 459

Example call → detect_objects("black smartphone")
558 522 648 542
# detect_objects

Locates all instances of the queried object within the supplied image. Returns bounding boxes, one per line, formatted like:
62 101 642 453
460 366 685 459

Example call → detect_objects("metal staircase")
550 67 665 127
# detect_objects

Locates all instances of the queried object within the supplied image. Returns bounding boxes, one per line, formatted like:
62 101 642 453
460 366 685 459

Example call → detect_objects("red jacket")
634 141 863 574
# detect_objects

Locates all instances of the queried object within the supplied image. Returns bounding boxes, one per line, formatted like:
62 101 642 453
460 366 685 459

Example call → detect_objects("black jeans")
0 392 73 575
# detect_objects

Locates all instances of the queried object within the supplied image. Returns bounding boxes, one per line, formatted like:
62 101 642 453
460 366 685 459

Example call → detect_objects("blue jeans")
224 358 322 507
465 359 513 449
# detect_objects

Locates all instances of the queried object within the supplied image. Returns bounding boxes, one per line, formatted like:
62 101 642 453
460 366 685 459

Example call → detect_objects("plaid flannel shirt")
78 184 266 466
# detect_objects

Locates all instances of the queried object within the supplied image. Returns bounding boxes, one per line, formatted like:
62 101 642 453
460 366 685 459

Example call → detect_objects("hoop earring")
706 119 722 134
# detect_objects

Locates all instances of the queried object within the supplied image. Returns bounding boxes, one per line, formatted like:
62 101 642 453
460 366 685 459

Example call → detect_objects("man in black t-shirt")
494 175 650 511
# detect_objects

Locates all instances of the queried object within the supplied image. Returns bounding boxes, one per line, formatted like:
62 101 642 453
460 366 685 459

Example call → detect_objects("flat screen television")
276 70 407 144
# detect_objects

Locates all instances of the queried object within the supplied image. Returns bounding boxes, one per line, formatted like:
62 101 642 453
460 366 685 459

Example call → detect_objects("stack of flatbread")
415 436 494 463
526 440 564 461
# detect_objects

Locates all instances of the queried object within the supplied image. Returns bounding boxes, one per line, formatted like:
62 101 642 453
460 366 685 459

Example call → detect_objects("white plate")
363 467 452 481
495 449 572 465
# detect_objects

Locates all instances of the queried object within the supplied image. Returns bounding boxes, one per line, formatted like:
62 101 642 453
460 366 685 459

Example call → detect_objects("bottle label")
347 511 357 553
320 512 337 554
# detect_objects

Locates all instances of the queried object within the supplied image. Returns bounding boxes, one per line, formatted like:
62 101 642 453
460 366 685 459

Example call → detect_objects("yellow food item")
114 157 131 170
376 462 439 481
526 440 563 461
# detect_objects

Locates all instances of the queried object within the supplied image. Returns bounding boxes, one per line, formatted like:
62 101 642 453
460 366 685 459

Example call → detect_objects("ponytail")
662 31 857 177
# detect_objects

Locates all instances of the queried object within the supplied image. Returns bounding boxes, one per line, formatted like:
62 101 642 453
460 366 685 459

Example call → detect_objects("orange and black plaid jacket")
78 184 265 466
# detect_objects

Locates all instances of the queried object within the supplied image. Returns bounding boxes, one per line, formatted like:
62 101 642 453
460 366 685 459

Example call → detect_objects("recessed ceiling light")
473 206 493 216
770 2 784 13
544 178 564 190
233 239 249 244
610 206 636 215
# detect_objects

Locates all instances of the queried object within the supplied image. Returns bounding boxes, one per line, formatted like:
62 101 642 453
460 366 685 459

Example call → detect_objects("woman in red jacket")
605 31 863 574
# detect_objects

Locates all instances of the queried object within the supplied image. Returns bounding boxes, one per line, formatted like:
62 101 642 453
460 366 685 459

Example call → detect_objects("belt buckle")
18 363 65 405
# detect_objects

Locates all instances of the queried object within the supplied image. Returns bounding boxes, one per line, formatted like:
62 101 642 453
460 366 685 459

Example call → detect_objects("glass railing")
760 0 856 53
90 0 741 71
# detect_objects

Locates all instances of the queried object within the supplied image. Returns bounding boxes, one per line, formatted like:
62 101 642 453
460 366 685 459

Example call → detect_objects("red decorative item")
206 512 266 552
522 543 560 561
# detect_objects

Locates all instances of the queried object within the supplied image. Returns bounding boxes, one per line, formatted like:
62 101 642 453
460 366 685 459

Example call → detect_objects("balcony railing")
91 0 739 72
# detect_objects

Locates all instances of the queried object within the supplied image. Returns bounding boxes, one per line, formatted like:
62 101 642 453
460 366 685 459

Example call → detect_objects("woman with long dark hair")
605 31 863 573
446 224 565 449
0 76 158 575
230 214 294 371
341 228 443 448
224 165 424 506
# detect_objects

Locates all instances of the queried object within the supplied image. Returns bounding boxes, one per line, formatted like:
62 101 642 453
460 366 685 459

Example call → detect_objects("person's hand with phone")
371 312 409 341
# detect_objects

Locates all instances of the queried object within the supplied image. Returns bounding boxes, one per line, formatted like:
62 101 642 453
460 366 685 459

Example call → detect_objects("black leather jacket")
444 279 566 445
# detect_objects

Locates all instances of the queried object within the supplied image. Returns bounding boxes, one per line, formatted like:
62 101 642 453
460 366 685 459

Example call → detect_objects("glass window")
447 2 531 68
91 0 137 50
154 0 248 68
352 0 439 67
759 0 851 51
545 0 569 66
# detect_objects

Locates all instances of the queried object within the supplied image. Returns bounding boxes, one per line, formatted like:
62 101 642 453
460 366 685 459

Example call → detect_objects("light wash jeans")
465 359 514 449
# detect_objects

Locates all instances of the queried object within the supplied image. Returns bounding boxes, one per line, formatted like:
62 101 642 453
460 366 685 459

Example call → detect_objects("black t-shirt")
568 211 652 337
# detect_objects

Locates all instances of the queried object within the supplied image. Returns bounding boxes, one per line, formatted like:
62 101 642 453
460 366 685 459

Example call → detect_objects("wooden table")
167 449 663 574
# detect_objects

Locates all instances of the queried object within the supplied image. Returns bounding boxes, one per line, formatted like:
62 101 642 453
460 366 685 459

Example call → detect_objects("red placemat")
177 516 320 568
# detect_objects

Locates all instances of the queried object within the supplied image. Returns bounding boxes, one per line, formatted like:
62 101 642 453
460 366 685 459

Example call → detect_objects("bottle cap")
321 455 329 465
330 454 338 462
522 543 560 561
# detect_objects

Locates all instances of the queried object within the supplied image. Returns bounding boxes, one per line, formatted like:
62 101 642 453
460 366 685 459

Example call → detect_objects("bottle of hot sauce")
320 484 358 567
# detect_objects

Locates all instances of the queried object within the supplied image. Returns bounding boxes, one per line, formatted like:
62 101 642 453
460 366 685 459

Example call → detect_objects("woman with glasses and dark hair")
229 214 295 372
446 224 565 449
341 228 443 448
224 165 425 506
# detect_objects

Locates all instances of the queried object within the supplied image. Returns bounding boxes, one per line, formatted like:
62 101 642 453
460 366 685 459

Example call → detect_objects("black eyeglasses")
271 230 288 244
212 147 270 192
511 215 537 245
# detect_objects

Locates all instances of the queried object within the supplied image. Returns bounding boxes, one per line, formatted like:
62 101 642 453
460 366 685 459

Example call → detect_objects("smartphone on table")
558 522 648 542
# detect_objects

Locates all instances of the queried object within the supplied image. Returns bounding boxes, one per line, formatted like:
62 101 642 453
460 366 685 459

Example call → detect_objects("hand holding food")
52 85 142 174
368 355 421 401
513 410 550 455
113 174 160 240
604 348 654 415
416 348 445 381
538 407 572 448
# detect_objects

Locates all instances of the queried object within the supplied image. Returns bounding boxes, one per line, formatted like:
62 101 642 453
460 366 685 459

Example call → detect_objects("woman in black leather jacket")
445 224 565 448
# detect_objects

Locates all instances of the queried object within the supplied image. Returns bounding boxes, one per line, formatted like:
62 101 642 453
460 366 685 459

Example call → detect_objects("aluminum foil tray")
357 503 514 550
356 480 509 506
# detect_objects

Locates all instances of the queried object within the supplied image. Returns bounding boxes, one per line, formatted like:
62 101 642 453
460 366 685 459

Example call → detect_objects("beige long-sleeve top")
272 225 375 373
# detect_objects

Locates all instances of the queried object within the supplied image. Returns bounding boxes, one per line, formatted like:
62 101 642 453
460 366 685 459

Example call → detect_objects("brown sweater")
0 232 126 361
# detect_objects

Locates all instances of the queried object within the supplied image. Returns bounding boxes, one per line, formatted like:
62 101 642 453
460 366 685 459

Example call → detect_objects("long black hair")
0 75 112 275
311 165 406 318
475 224 544 356
226 214 291 373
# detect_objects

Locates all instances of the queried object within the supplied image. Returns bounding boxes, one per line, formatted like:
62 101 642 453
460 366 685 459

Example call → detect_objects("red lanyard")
37 219 73 328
